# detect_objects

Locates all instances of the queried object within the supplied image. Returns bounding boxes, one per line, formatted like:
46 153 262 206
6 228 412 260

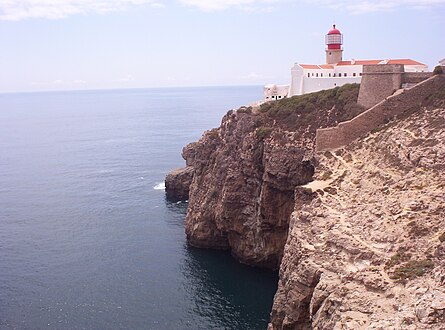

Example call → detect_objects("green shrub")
433 65 443 75
385 250 411 269
259 84 361 124
389 259 434 282
256 126 273 140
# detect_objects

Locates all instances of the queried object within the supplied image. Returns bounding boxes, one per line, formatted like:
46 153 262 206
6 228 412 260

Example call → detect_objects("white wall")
290 65 304 96
302 76 361 94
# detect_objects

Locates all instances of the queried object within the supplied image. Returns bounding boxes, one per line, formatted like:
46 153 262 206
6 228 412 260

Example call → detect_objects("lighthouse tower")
325 24 343 64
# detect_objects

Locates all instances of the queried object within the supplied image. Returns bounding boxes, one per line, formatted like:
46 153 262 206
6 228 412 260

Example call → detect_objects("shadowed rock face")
172 84 364 269
165 166 194 201
183 112 315 268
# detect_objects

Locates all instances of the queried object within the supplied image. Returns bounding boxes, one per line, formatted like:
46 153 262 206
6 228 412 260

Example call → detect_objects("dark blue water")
0 87 278 330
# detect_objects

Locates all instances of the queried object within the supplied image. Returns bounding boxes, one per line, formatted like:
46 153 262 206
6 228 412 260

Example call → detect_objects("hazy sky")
1 0 444 93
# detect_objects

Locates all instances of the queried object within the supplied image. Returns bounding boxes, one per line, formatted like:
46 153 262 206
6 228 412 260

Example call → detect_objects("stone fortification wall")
316 74 445 151
403 72 433 84
357 64 404 108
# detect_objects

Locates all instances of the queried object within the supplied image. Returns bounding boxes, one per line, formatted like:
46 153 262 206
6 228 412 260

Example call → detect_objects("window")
333 73 336 77
353 73 356 77
329 73 331 77
334 83 337 86
316 73 318 77
359 73 362 76
308 73 310 77
312 73 314 76
321 73 323 77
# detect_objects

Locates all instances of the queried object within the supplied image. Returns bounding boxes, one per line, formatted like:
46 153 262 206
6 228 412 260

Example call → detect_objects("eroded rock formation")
167 85 364 268
165 166 193 201
166 80 445 328
269 105 445 329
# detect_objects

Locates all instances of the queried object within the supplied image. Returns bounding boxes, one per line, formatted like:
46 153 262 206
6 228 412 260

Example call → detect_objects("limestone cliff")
165 79 445 328
169 84 364 268
269 100 445 329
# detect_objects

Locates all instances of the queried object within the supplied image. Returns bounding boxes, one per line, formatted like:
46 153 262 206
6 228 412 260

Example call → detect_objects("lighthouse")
325 24 343 64
264 24 428 100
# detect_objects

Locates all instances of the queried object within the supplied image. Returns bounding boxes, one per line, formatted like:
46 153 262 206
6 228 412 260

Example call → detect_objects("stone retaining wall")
316 74 445 151
403 72 433 84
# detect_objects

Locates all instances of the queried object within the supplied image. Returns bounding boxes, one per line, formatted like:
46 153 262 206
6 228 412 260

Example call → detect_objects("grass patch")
258 84 364 130
256 126 273 140
385 250 411 270
389 259 434 282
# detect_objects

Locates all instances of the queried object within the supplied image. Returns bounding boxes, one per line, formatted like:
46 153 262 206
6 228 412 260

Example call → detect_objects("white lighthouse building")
264 25 428 101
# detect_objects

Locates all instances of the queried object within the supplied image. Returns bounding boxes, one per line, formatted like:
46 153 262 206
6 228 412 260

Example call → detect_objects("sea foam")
153 182 166 191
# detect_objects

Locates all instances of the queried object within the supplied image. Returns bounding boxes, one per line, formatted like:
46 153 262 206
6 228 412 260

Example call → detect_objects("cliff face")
269 104 445 329
178 85 364 268
165 79 445 328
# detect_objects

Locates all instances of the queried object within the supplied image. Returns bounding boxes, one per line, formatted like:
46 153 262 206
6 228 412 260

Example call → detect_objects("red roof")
300 64 321 69
337 60 381 66
327 24 341 35
336 59 426 66
299 59 426 69
300 64 335 69
387 59 425 65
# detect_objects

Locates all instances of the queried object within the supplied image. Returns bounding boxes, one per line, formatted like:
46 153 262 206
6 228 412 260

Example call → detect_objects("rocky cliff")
269 102 445 329
166 79 445 328
169 84 364 268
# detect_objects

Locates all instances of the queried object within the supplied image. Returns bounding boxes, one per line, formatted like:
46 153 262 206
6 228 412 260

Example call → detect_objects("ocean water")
0 87 278 330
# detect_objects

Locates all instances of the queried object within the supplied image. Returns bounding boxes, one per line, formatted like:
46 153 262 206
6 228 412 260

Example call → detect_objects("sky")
1 0 444 93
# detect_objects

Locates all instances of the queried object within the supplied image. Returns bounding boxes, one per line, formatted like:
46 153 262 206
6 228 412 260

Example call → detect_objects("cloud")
178 0 280 11
2 0 443 20
306 0 445 14
0 0 165 21
179 0 445 12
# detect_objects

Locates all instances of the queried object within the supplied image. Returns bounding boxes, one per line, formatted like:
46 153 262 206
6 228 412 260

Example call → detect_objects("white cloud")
1 0 442 20
179 0 280 11
306 0 445 14
180 0 445 12
0 0 165 21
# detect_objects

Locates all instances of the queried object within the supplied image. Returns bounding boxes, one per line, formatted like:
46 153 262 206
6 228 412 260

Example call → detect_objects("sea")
0 86 278 330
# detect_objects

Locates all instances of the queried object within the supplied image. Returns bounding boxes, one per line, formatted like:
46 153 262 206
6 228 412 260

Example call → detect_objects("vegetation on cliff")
259 83 364 130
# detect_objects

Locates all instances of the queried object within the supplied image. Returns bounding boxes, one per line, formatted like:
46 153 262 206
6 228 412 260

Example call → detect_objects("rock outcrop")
269 104 445 329
166 79 445 328
165 166 194 201
168 85 365 269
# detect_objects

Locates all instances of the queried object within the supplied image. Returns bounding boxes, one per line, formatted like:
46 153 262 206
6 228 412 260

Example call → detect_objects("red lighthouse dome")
326 24 343 50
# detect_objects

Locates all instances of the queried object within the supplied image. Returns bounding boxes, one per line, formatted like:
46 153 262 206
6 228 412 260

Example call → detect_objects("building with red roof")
264 25 428 101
